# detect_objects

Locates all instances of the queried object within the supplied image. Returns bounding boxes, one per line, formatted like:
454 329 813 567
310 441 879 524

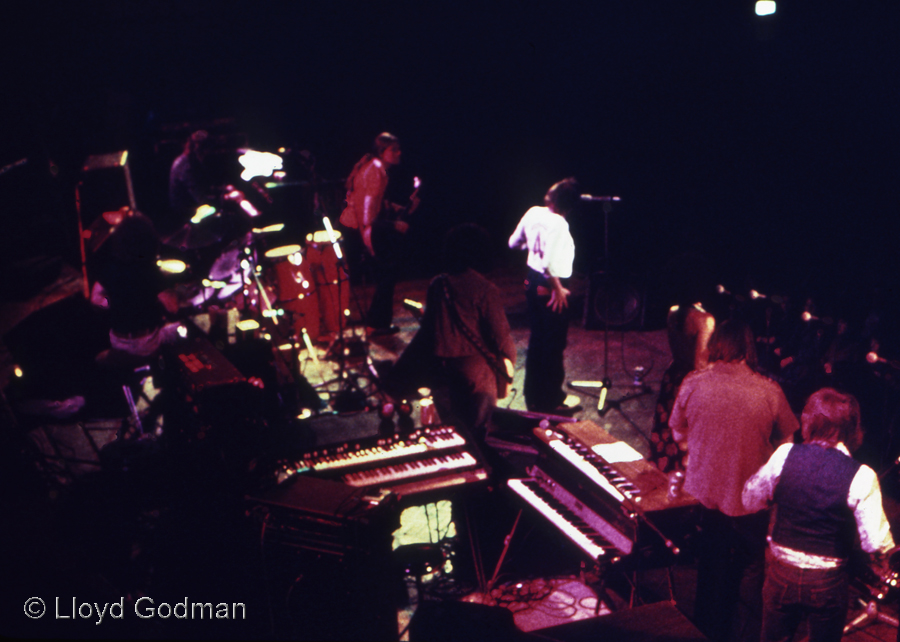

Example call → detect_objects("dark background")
3 1 898 320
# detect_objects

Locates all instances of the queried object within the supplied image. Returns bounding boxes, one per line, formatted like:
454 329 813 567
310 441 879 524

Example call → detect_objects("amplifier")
166 336 245 396
245 476 395 557
161 336 260 446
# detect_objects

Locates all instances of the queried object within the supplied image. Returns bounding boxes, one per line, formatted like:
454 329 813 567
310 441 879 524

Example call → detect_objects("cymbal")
252 223 286 234
307 229 342 245
264 244 302 259
157 259 188 275
164 221 223 250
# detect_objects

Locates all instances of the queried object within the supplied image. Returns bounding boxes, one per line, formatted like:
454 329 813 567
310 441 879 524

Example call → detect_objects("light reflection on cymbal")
157 259 187 274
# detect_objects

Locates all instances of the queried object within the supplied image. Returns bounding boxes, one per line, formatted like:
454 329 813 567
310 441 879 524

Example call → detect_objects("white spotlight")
755 1 776 16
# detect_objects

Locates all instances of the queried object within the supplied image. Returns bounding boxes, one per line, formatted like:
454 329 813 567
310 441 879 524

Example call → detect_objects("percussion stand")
312 219 377 412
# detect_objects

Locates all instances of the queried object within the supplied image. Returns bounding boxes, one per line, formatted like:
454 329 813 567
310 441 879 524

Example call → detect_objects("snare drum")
305 230 349 335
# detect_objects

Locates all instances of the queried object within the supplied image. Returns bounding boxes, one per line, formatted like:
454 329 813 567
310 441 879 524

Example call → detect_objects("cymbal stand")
309 213 376 412
842 557 899 638
843 597 898 636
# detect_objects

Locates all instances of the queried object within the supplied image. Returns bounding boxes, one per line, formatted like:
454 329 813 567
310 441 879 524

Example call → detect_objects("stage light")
755 1 776 16
14 365 23 378
238 149 283 181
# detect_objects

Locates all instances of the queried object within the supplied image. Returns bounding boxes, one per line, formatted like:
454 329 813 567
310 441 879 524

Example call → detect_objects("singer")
508 178 580 414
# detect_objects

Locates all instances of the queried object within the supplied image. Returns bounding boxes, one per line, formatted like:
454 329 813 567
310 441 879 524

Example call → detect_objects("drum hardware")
164 217 225 251
304 215 372 412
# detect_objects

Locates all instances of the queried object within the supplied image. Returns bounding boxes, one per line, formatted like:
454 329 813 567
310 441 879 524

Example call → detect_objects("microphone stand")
575 197 652 432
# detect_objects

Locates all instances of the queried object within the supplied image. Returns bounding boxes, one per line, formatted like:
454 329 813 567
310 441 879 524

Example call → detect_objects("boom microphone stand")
573 196 653 432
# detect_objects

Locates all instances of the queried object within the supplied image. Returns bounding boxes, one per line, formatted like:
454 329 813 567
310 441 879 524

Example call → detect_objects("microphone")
717 284 731 296
801 311 833 324
867 351 900 369
581 194 621 202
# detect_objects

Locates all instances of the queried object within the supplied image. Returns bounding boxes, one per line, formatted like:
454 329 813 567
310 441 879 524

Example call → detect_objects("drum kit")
161 214 351 362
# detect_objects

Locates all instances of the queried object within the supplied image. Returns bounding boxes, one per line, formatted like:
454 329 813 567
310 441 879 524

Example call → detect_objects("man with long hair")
743 388 895 642
392 224 515 432
670 319 798 642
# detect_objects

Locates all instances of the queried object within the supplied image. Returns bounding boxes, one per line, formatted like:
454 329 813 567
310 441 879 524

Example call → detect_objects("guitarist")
340 132 420 334
391 224 515 434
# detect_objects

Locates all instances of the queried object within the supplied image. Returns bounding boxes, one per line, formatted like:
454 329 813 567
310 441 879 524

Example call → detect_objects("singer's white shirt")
508 206 574 279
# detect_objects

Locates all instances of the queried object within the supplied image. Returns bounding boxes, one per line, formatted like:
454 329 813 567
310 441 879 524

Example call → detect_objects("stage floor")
2 263 899 641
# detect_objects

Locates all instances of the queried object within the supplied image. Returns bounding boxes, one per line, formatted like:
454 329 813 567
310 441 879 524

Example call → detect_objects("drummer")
168 130 215 236
91 211 183 358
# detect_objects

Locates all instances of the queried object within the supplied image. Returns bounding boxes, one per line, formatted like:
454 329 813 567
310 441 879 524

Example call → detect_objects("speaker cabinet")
583 272 644 330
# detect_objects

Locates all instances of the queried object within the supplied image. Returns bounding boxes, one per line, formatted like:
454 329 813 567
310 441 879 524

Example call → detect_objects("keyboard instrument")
277 424 488 500
342 451 479 487
534 427 641 505
508 421 698 564
293 425 467 474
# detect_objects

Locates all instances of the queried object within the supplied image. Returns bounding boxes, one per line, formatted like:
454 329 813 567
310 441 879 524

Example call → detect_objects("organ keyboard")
342 451 478 487
508 421 697 564
292 425 467 474
276 424 488 500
